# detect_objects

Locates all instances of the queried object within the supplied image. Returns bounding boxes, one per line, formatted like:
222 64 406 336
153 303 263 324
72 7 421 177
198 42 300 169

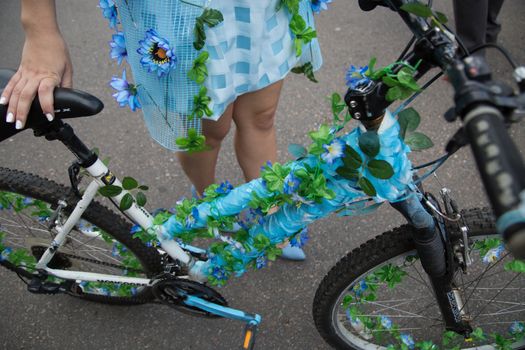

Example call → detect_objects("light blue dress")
116 0 322 150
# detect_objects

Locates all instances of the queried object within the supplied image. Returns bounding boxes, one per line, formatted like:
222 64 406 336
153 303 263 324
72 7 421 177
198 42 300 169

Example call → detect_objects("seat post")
34 120 98 167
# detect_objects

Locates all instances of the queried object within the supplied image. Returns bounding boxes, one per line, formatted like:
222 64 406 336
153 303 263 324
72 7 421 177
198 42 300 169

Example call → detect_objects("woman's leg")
232 80 305 260
232 80 283 181
176 104 234 194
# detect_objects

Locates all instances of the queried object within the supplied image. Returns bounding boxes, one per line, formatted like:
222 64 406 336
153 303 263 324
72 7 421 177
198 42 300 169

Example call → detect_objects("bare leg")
176 104 234 194
232 80 283 181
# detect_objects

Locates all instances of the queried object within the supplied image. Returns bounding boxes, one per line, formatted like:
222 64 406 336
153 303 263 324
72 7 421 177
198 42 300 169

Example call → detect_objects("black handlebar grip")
463 106 525 258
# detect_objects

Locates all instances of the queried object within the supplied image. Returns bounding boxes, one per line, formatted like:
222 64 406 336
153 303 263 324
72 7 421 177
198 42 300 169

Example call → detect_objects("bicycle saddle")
0 68 104 142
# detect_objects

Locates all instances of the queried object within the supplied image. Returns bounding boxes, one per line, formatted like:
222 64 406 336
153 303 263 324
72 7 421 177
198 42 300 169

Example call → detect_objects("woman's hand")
0 32 73 129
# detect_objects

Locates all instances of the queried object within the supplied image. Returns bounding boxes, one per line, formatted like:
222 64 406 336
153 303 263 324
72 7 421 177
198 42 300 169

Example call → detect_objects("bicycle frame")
34 157 202 285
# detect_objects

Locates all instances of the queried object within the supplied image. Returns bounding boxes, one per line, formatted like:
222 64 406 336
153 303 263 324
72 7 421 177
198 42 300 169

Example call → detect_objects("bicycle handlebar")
365 0 525 257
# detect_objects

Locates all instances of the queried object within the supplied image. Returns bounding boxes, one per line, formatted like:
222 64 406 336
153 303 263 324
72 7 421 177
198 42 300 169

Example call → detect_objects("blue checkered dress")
117 0 322 150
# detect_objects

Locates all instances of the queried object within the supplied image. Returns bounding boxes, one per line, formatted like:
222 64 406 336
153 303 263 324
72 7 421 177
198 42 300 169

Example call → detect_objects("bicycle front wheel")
313 208 525 349
0 167 163 304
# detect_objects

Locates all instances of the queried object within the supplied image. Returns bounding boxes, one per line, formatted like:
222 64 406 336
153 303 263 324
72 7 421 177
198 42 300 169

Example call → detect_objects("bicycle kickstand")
183 295 261 349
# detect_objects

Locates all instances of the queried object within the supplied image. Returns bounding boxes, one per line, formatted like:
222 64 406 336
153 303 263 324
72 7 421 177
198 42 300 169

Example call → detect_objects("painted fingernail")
0 96 6 105
46 113 54 121
15 120 24 130
6 112 14 123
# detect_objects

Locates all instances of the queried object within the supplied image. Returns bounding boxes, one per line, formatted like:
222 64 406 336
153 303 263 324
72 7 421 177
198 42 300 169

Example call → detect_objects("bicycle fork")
391 192 473 336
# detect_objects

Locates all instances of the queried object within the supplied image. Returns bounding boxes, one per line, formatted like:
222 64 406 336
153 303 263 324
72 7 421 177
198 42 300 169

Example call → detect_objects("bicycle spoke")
471 273 521 322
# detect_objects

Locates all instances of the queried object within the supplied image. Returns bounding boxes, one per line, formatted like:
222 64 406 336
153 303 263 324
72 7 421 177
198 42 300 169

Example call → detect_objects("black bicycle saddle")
0 68 104 142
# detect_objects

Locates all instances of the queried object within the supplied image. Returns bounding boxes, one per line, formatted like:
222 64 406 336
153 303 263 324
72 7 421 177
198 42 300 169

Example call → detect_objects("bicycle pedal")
241 322 258 350
27 277 62 295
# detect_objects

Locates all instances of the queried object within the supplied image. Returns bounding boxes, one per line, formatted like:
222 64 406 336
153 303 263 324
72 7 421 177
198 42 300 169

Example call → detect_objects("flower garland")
98 0 329 152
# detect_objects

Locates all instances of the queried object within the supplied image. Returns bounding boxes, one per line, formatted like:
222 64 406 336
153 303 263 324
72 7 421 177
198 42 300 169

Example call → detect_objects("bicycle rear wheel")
0 167 163 304
313 208 525 349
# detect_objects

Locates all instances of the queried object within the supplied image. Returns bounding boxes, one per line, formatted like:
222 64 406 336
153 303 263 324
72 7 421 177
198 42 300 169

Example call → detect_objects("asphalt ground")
0 1 524 349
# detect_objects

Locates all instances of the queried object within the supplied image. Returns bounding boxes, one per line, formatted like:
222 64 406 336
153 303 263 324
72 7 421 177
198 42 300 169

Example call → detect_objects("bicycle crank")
152 277 261 349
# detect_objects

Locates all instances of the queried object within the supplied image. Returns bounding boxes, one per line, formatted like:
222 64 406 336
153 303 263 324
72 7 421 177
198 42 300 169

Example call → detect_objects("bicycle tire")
313 207 525 349
0 167 163 305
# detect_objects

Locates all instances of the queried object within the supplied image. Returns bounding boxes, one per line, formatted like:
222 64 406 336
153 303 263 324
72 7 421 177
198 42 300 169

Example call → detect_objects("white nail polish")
6 112 14 123
0 96 6 105
46 113 54 121
15 120 23 130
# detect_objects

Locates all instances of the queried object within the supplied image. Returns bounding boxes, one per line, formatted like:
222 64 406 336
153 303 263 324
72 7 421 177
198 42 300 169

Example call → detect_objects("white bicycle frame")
34 158 208 287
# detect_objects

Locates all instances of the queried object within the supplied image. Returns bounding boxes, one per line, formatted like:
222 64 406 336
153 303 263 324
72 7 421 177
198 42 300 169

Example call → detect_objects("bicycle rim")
329 234 525 349
0 189 153 300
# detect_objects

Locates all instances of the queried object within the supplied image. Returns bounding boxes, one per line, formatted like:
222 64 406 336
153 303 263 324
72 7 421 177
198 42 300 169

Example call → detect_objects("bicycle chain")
51 250 145 274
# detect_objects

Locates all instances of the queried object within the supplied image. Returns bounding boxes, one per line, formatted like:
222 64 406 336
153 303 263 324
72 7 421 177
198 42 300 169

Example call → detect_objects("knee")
203 118 232 148
238 106 277 132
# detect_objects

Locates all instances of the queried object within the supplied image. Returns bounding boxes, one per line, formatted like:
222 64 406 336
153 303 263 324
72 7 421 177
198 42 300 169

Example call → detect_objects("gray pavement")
0 1 524 349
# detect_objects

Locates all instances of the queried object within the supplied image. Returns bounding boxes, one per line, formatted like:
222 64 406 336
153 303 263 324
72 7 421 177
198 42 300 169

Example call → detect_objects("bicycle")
1 0 524 349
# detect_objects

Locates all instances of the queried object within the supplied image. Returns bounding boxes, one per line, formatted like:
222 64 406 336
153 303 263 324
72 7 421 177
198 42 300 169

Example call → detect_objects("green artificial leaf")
138 185 149 191
176 128 209 153
358 176 376 196
397 107 421 139
336 167 359 180
193 21 206 50
504 259 525 273
341 146 363 169
288 143 308 159
188 51 209 84
397 67 420 91
367 57 377 75
122 177 138 190
382 75 399 87
367 159 394 179
386 86 402 101
405 132 434 150
200 8 224 27
435 11 448 24
98 185 122 197
253 234 271 251
358 131 380 158
136 191 147 207
193 9 224 50
471 327 487 341
400 2 433 17
291 62 318 82
120 193 134 211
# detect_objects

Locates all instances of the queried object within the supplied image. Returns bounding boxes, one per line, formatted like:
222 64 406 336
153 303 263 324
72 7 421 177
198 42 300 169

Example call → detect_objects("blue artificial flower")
509 321 524 335
111 244 120 257
283 172 301 194
482 244 505 264
353 279 368 297
255 255 267 269
22 197 33 205
110 69 141 112
380 315 393 329
109 32 127 65
137 29 177 77
216 181 234 195
290 227 309 248
131 287 138 296
346 65 371 90
99 0 119 29
345 309 364 331
311 0 332 14
211 266 229 281
99 287 112 296
260 160 273 173
290 193 314 206
322 139 345 164
400 334 415 349
130 224 142 234
185 207 199 229
0 247 12 262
